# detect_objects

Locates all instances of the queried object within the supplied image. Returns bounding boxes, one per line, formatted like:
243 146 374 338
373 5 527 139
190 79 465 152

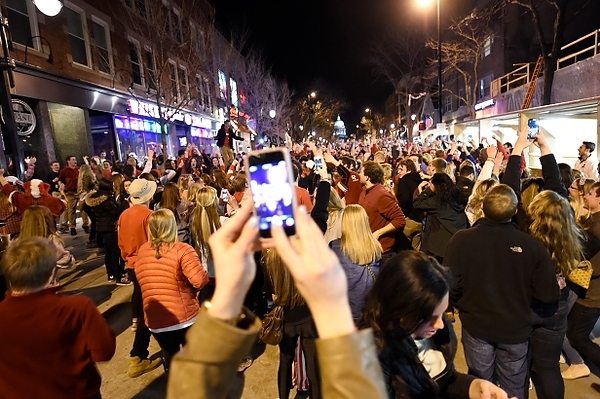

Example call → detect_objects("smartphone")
246 148 297 238
221 188 229 202
314 156 324 171
527 118 539 140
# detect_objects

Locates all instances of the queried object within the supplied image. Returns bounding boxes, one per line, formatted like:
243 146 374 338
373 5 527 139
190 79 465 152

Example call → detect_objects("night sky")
210 0 477 127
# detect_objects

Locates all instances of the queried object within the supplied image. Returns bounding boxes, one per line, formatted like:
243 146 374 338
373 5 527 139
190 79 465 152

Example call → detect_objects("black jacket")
446 218 559 343
378 319 475 399
395 172 423 221
85 190 119 233
413 189 468 258
215 125 243 148
454 176 474 203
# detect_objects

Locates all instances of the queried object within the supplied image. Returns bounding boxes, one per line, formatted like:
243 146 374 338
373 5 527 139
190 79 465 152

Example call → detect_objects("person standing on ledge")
215 120 243 167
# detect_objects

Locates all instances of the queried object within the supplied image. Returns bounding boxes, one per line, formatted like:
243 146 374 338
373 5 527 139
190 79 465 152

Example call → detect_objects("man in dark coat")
215 120 243 166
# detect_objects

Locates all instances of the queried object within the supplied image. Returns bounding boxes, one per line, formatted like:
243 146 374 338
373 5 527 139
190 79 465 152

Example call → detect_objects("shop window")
65 5 90 66
143 47 156 90
6 0 40 50
91 18 112 74
129 39 143 85
169 61 179 101
179 66 189 101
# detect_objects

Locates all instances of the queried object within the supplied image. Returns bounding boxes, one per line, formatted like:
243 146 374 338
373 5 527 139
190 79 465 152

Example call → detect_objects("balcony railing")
491 62 537 97
491 29 600 98
557 28 600 69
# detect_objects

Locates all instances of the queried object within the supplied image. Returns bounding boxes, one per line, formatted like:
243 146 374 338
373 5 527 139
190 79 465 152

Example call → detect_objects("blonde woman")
329 204 382 319
465 177 498 225
568 178 596 225
190 187 228 282
527 190 586 398
135 209 208 370
323 189 345 244
182 182 204 226
18 205 74 269
77 163 95 235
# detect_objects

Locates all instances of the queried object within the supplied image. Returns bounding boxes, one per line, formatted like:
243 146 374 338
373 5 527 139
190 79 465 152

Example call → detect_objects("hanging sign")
2 99 37 136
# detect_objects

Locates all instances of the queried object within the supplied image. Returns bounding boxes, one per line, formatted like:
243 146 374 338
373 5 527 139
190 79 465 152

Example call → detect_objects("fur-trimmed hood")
84 190 109 207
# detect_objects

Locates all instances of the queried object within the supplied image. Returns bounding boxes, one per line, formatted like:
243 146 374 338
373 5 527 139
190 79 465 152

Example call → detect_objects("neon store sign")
127 99 211 129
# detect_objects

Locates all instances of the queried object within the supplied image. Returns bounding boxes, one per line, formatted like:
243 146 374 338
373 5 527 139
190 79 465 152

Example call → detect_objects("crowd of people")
1 121 600 399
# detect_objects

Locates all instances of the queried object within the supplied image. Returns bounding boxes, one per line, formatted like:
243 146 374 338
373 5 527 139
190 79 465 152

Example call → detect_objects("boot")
128 356 163 378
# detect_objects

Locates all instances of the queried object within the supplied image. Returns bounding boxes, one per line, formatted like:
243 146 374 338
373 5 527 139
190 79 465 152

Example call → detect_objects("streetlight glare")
365 108 370 113
269 110 276 118
416 0 434 7
33 0 63 16
310 92 316 98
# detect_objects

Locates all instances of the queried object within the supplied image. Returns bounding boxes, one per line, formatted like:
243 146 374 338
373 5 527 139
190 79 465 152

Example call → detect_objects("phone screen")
247 150 297 238
314 157 323 171
221 189 229 202
527 119 539 140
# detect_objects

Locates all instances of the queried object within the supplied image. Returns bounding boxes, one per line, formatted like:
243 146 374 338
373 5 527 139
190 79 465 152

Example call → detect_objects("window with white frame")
65 5 90 66
204 77 212 110
218 70 227 100
458 89 465 106
482 35 493 58
6 0 40 49
128 39 143 85
230 78 238 108
171 9 183 42
196 75 204 107
479 74 493 99
169 61 179 100
179 66 189 100
143 47 156 90
91 18 112 74
444 95 452 113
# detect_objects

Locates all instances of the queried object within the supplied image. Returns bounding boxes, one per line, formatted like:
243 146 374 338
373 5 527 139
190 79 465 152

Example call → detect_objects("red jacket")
135 241 209 330
118 205 152 269
2 183 66 218
0 287 115 399
359 184 406 253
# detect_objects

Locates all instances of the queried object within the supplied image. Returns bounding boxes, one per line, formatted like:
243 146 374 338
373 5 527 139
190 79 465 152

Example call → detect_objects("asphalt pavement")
58 220 600 399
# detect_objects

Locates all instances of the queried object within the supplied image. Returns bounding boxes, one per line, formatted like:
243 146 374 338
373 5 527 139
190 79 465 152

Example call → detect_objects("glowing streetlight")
299 124 304 131
390 123 396 129
365 108 370 113
411 114 417 121
310 92 316 98
269 109 276 118
33 0 64 16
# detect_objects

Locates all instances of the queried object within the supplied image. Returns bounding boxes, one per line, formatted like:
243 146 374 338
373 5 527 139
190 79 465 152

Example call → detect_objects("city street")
59 220 600 399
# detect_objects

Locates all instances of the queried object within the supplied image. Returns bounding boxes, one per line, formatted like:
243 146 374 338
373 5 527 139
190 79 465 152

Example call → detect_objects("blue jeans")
529 297 569 399
462 328 529 399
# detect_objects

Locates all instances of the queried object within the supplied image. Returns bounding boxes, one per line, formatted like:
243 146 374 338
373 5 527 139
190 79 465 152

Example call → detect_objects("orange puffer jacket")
136 241 209 330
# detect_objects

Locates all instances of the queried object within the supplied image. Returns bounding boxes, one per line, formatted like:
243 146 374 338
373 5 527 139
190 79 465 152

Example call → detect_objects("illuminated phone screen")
248 152 296 238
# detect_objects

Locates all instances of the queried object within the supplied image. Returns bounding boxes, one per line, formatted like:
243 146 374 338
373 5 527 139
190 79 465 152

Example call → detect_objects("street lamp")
32 0 64 17
269 109 276 118
417 0 442 124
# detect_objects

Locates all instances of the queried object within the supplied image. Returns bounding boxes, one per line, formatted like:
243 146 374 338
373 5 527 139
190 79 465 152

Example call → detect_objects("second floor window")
479 74 493 99
6 0 38 49
66 7 89 66
444 95 452 113
482 36 493 58
143 48 156 90
179 66 189 100
169 62 179 100
129 40 143 85
92 20 111 73
171 10 182 42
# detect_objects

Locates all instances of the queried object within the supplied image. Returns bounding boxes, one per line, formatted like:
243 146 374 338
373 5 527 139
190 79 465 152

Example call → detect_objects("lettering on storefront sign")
9 99 37 136
474 98 495 111
127 99 211 129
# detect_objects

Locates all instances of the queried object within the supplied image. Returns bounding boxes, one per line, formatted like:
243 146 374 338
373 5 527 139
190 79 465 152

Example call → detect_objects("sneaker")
108 275 116 283
238 356 253 373
132 318 138 332
562 363 590 380
60 226 69 234
70 228 77 236
559 354 566 364
116 276 133 286
128 356 163 378
83 225 90 234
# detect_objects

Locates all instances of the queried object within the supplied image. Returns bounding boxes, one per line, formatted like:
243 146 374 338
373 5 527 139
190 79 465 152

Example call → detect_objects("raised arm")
534 132 569 199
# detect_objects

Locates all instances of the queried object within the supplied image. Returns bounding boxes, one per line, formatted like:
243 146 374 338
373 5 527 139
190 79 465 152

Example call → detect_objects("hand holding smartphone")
527 118 539 140
246 148 297 238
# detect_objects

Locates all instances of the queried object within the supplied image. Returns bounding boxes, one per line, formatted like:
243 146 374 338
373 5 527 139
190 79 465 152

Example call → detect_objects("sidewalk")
59 222 600 398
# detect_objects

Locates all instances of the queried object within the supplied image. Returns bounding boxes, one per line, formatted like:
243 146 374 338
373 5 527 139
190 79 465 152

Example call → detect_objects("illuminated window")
230 78 238 108
482 36 493 58
218 70 227 100
479 74 493 99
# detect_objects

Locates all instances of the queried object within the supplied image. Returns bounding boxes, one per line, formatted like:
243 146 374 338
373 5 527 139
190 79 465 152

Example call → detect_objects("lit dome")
334 115 347 138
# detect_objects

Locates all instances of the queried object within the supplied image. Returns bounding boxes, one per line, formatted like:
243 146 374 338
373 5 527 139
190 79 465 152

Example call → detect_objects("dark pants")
566 302 600 368
529 298 569 399
278 318 321 399
244 253 267 317
152 327 189 370
462 327 529 399
128 269 151 359
102 232 124 278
